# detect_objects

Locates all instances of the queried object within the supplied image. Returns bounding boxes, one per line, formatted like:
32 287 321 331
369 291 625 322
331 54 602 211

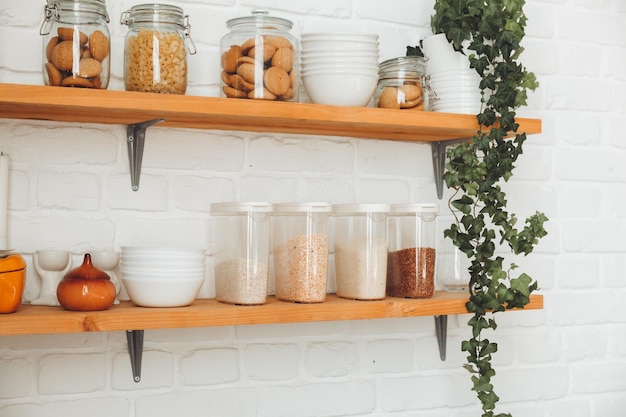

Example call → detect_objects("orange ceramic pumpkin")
0 253 27 313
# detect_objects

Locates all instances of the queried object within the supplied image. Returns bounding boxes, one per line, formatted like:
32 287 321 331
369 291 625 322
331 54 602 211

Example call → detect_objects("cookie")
271 48 293 72
223 85 247 98
248 87 276 100
248 43 277 63
264 66 290 96
221 71 233 87
46 36 60 62
57 27 88 45
237 62 257 83
78 58 102 78
222 45 242 74
61 75 94 88
45 62 63 86
50 41 75 71
229 74 254 92
89 30 110 62
265 35 292 49
378 87 401 109
241 37 259 54
399 84 422 102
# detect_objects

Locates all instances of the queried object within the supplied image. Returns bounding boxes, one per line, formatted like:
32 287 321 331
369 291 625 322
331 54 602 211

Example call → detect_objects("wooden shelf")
0 83 541 142
0 292 543 336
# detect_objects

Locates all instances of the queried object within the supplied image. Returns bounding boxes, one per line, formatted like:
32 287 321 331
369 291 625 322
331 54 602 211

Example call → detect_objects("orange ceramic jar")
0 253 27 313
57 253 116 311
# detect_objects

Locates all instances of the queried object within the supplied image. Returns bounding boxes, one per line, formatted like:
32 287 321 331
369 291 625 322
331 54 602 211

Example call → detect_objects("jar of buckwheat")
386 203 439 298
40 0 111 89
220 9 299 101
120 4 196 94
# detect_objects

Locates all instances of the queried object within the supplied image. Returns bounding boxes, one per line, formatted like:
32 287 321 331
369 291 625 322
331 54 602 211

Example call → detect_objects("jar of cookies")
120 4 196 94
40 0 111 89
374 56 429 111
220 9 299 101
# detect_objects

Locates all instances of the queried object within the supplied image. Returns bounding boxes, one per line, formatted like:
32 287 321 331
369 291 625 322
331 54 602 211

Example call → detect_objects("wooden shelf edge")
0 83 541 142
0 292 543 336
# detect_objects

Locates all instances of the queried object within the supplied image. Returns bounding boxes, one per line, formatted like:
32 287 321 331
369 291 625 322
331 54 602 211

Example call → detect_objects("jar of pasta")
120 4 196 94
220 9 299 101
40 0 111 89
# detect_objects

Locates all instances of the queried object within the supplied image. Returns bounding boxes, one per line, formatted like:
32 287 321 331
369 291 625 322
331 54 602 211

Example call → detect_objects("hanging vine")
430 1 548 416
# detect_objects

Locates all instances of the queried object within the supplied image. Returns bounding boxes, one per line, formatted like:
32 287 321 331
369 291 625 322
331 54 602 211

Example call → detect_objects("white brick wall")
1 0 625 416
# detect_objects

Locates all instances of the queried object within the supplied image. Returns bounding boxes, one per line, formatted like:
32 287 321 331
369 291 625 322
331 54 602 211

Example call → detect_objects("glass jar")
40 0 111 89
387 203 438 298
272 203 330 303
374 56 429 110
120 4 196 94
331 203 390 301
211 202 272 305
220 9 299 102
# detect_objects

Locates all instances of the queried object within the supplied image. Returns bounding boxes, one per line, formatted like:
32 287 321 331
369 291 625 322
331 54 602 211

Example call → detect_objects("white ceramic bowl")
302 56 379 65
302 50 380 58
301 32 379 42
302 71 378 106
302 63 380 73
301 41 379 51
121 246 206 256
121 276 204 307
120 266 206 276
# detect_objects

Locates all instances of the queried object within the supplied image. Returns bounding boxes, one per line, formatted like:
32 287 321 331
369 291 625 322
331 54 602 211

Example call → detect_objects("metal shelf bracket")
434 315 448 361
126 329 144 382
430 138 470 200
127 118 164 191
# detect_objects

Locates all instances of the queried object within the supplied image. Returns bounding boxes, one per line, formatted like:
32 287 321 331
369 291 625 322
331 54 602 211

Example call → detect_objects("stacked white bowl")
300 32 380 107
422 33 484 114
120 246 206 307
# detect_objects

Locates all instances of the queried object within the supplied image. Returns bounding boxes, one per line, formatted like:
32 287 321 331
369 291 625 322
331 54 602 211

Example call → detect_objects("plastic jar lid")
331 203 391 214
389 203 439 215
273 202 331 213
211 202 273 214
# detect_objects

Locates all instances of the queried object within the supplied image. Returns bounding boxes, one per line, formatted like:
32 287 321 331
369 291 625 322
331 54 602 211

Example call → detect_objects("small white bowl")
122 277 204 307
302 71 378 107
301 32 379 42
302 63 380 73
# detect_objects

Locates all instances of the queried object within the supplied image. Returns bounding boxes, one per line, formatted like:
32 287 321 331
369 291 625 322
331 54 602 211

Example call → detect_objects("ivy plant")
429 1 548 416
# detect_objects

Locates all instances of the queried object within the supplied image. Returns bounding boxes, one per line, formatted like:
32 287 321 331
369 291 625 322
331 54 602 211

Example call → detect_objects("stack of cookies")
221 35 297 101
44 26 110 89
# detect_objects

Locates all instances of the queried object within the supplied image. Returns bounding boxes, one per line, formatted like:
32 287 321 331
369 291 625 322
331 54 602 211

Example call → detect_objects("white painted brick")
236 320 351 341
357 178 412 203
545 77 612 112
601 254 626 288
173 175 235 212
364 339 414 373
357 140 432 178
558 183 602 217
0 357 32 399
304 341 359 377
561 325 607 362
572 362 626 394
496 366 570 402
378 373 475 411
561 219 626 253
248 136 354 174
591 396 626 417
556 254 600 289
179 348 239 385
294 177 354 203
37 172 101 210
543 399 591 417
0 397 130 417
549 292 617 326
115 217 209 249
135 388 257 417
511 328 562 363
112 350 174 390
258 381 376 417
244 343 299 380
38 353 108 394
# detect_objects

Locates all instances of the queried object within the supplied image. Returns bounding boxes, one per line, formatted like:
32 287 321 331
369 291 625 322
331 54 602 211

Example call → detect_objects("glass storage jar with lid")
387 203 439 298
331 203 390 301
210 202 273 305
374 56 429 110
120 3 196 94
40 0 111 89
220 9 299 102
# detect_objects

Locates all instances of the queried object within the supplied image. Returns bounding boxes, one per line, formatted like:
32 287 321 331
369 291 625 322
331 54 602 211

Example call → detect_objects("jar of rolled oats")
40 0 111 89
120 3 196 94
220 9 299 101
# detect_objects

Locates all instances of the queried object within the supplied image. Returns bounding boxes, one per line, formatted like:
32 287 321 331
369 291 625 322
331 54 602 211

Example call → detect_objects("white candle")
0 152 8 249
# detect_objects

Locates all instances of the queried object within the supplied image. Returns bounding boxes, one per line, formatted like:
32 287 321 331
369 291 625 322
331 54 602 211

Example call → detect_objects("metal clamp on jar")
40 0 111 89
120 3 196 94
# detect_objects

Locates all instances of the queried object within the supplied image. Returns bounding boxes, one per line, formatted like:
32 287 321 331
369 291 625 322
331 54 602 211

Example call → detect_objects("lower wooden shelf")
0 291 543 336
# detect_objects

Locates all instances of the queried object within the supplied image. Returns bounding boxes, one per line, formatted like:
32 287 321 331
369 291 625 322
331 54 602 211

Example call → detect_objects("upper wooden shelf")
0 83 541 142
0 292 543 336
